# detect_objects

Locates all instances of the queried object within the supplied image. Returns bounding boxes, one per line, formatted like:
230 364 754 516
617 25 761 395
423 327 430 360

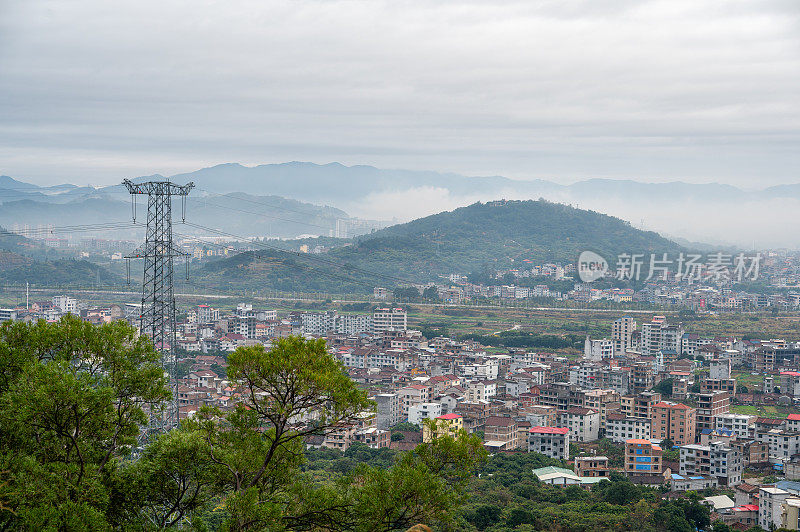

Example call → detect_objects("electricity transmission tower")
123 179 194 435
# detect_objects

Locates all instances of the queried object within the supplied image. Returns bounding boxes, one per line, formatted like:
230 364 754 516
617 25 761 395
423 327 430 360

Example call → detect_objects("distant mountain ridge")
4 162 800 246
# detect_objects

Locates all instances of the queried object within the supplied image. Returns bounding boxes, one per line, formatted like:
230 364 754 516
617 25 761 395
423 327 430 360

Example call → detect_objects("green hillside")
0 227 120 287
192 200 682 293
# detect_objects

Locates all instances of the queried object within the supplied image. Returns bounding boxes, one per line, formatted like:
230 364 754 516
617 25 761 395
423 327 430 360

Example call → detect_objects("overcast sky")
1 0 798 187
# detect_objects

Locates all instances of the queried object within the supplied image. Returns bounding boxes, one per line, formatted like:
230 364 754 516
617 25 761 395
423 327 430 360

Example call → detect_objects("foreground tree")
0 323 485 530
0 316 169 529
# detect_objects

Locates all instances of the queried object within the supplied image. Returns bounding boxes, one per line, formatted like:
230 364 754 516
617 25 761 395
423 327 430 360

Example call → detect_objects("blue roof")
690 476 705 480
671 474 685 480
701 429 712 434
777 480 800 494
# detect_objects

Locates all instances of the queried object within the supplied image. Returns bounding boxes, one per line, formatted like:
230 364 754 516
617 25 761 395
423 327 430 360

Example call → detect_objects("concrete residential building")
574 456 610 478
484 416 520 450
372 307 407 332
606 413 651 444
679 441 742 486
612 316 637 355
408 402 442 426
557 407 600 442
423 413 463 443
781 497 800 530
397 384 431 418
760 487 791 531
715 414 755 439
696 392 730 433
651 401 696 445
375 393 400 430
528 426 570 460
756 430 800 463
625 439 663 475
52 295 77 314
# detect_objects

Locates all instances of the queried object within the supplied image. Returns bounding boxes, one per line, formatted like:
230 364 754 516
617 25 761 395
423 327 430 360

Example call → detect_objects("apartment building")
606 413 652 443
375 393 400 430
756 429 800 463
714 414 755 439
612 316 637 355
528 427 570 460
679 441 742 486
696 392 730 433
408 402 442 426
651 401 696 445
397 384 431 418
372 307 407 332
484 416 520 450
625 439 663 475
557 407 600 442
760 487 791 531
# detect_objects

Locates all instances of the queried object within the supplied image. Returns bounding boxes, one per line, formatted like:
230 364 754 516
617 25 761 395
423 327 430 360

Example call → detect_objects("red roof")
530 426 568 434
787 414 800 421
781 371 800 377
732 505 758 512
436 413 462 420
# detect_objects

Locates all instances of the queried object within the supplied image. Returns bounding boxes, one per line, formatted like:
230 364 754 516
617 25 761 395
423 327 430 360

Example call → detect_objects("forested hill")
0 227 120 287
192 200 682 293
328 200 682 279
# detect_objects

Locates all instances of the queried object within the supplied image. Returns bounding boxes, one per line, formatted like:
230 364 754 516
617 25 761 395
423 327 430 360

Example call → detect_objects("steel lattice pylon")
123 179 194 435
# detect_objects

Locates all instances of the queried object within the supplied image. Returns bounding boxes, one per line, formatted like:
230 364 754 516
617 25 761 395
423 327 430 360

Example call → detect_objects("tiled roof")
530 426 569 434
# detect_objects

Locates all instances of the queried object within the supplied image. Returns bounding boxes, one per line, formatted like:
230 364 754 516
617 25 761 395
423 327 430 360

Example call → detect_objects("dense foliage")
461 331 585 350
0 320 486 530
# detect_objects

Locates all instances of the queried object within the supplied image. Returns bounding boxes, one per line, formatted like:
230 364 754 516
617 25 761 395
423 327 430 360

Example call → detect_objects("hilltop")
191 200 682 293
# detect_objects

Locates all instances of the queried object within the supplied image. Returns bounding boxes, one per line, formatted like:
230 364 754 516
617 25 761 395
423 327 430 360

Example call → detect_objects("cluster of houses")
13 296 800 528
372 250 800 310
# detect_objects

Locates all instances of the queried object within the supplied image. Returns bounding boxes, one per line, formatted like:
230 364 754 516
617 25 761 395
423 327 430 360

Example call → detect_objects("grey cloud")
0 0 798 186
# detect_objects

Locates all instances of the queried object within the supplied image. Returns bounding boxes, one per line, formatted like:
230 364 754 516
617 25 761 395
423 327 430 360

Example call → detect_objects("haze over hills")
190 200 682 293
3 162 799 247
0 228 119 287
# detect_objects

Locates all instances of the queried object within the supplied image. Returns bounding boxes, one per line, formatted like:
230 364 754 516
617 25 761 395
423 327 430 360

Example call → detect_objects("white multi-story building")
570 363 602 389
336 314 372 335
301 311 337 336
397 384 430 418
466 380 497 402
408 402 442 426
710 358 732 380
679 441 742 486
612 316 637 355
372 307 407 332
459 360 500 380
585 337 614 361
557 408 600 442
760 487 791 530
714 414 755 438
756 430 800 463
0 309 17 323
52 295 77 314
605 414 651 444
196 304 219 324
640 318 684 357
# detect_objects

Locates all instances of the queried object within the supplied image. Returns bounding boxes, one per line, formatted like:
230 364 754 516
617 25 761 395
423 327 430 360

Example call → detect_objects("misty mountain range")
1 162 799 247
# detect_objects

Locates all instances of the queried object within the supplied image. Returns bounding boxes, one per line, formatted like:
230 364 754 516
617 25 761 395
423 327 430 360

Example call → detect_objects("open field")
4 285 800 343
